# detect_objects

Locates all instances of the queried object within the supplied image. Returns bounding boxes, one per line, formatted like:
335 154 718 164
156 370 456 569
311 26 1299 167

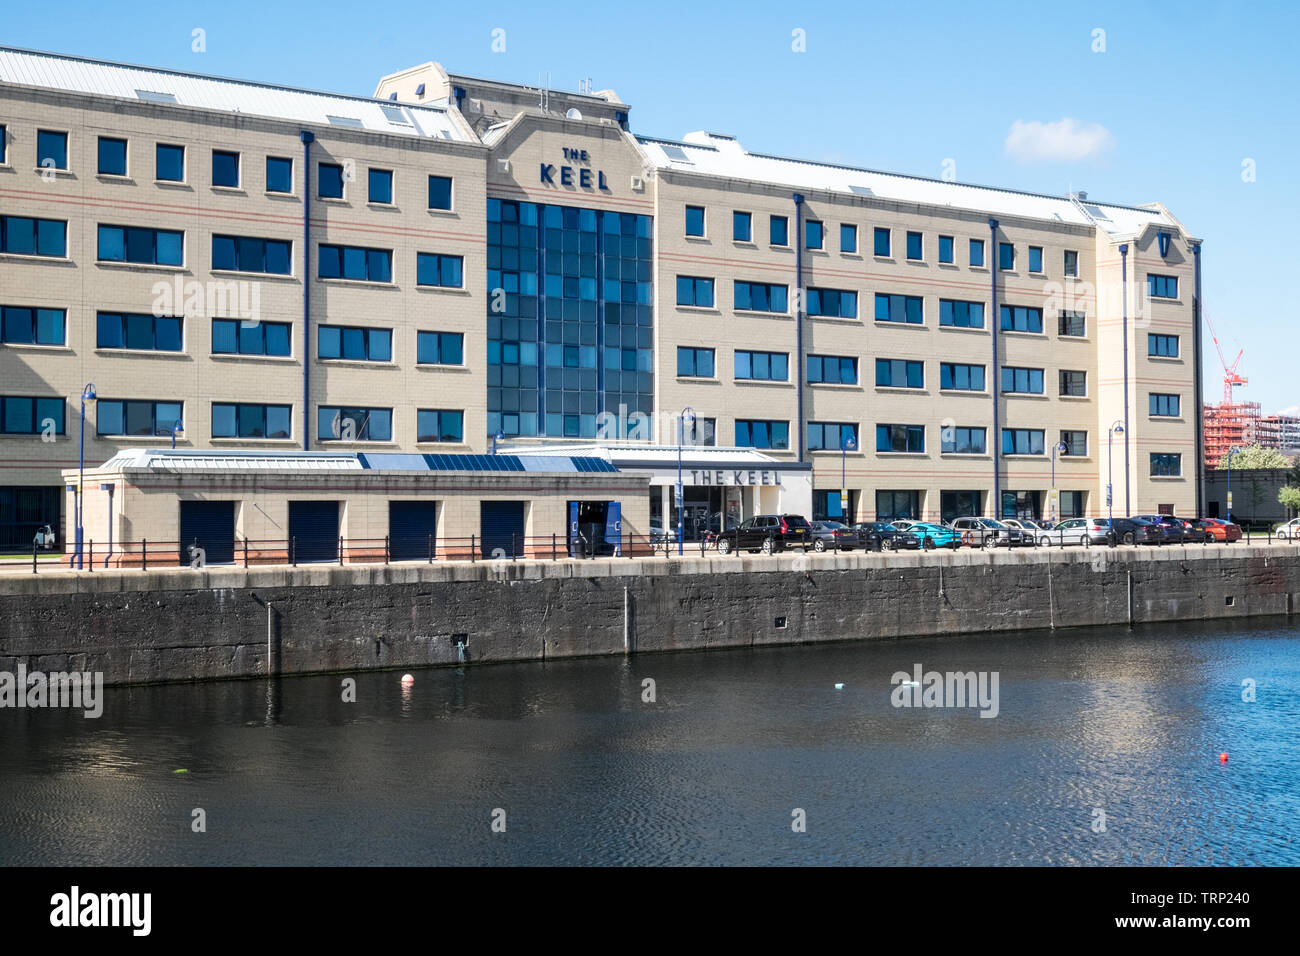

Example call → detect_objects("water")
2 619 1298 866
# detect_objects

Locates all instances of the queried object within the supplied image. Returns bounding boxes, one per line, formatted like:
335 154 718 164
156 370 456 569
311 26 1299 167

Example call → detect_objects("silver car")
1035 517 1111 546
949 516 1027 548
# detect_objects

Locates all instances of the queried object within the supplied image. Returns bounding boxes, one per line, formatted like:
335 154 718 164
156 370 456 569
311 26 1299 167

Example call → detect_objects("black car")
1133 513 1187 543
714 514 812 555
852 521 922 550
809 520 863 551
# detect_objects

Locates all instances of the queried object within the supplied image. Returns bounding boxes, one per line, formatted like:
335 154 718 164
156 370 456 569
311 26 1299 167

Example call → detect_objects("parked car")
852 521 922 550
1123 517 1169 545
1132 513 1189 543
1174 517 1207 543
649 520 667 544
906 522 963 550
713 514 812 555
888 519 922 532
1196 517 1242 542
1036 517 1114 546
1274 518 1300 541
1001 518 1049 537
950 516 1027 548
809 520 862 552
33 524 57 550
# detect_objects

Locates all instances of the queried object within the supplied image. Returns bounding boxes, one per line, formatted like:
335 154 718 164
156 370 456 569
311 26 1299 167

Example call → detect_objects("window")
212 402 291 439
676 275 715 307
735 350 789 381
427 175 452 210
415 252 463 288
368 168 393 204
1147 274 1179 298
808 354 858 385
734 281 788 313
874 227 891 256
1 396 66 435
876 424 925 453
1 216 67 257
940 362 985 391
939 299 985 328
1059 490 1086 518
1058 311 1086 337
807 287 857 318
96 312 182 351
998 242 1015 271
37 130 67 169
1028 246 1043 273
318 244 392 282
805 219 824 250
98 225 183 265
0 124 6 164
938 235 954 263
318 325 392 362
969 238 985 267
1064 250 1079 277
841 223 857 253
733 211 752 241
1001 367 1044 394
417 409 464 443
212 319 291 356
876 490 919 521
906 231 923 260
942 427 986 454
318 406 392 442
1150 393 1181 417
1002 429 1045 455
1060 430 1087 456
770 215 788 245
1150 453 1182 477
319 163 344 199
1059 370 1087 397
1148 333 1179 357
416 331 464 365
685 205 705 237
1000 304 1044 333
676 347 715 378
156 144 184 182
735 419 789 449
874 293 923 324
266 156 293 193
96 399 183 437
212 234 291 274
97 137 127 175
808 422 858 451
875 358 924 389
1 307 65 346
212 150 239 187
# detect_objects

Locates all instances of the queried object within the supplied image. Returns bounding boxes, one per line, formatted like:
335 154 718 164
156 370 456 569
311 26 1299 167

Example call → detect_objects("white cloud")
1277 404 1300 417
1004 118 1115 163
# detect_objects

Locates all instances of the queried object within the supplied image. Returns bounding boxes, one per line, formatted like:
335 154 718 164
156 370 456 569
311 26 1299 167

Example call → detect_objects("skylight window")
135 89 177 103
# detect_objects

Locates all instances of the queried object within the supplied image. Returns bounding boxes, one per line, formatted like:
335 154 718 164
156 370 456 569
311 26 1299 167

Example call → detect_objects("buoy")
401 674 415 685
834 683 844 690
173 769 188 774
1219 752 1229 763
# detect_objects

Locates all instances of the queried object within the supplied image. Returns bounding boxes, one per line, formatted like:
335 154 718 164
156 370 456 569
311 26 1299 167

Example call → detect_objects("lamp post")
840 433 857 522
676 405 695 555
1226 445 1240 525
491 431 504 455
75 383 97 571
1050 439 1067 523
1106 420 1125 529
171 419 184 449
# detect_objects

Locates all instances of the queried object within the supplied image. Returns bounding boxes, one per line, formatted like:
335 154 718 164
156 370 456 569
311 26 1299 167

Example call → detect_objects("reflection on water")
1 619 1297 866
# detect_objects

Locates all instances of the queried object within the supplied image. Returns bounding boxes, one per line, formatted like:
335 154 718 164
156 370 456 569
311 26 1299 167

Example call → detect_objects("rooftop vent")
326 115 365 128
566 107 582 120
135 89 178 103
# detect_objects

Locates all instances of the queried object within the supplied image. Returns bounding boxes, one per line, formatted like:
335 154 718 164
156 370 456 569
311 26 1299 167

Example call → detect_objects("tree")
1219 444 1292 470
1281 486 1300 516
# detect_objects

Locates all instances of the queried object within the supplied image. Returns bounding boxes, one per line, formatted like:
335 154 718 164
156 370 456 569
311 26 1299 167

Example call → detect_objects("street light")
75 383 97 571
1226 445 1240 525
491 430 505 455
1106 420 1125 530
171 419 184 449
840 433 857 522
676 405 696 555
1050 439 1067 523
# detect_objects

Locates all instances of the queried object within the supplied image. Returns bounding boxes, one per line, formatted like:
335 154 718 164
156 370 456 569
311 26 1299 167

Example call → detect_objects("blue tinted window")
156 144 184 182
1002 429 1045 455
1 216 66 257
805 220 823 250
416 252 464 288
939 362 985 391
874 227 890 256
875 359 924 388
266 156 293 193
98 225 183 265
876 424 925 453
939 299 984 328
906 231 923 260
98 137 127 175
969 238 984 267
733 211 751 241
1147 274 1179 298
874 293 923 324
1001 366 1044 394
999 305 1044 333
998 242 1014 270
96 399 182 437
685 205 705 236
417 409 464 443
0 125 6 165
1148 334 1179 357
942 427 986 454
1150 453 1181 476
1149 393 1181 417
735 419 789 449
319 163 344 199
1 396 65 434
213 150 240 187
807 287 857 318
1028 246 1043 273
676 275 714 307
735 350 789 381
319 244 391 282
938 235 954 263
807 422 858 451
677 347 715 377
368 168 393 204
734 281 788 313
428 175 452 209
37 130 67 169
807 354 857 385
1 306 65 346
213 235 290 274
318 406 391 442
417 331 464 365
319 325 391 361
840 224 857 253
212 403 291 439
96 312 182 351
770 215 788 245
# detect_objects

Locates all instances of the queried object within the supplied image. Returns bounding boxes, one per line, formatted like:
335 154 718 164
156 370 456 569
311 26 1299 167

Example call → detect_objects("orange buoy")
1219 752 1229 763
401 674 415 685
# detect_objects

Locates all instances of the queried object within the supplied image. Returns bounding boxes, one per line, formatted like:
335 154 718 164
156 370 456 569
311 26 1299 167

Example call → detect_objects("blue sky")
5 0 1296 413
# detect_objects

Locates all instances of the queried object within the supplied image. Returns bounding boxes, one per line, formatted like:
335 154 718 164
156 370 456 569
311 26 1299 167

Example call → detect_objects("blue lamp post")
840 433 857 521
1106 420 1125 528
1050 439 1067 522
676 405 696 555
1226 445 1240 525
75 383 97 570
171 419 184 449
491 431 505 455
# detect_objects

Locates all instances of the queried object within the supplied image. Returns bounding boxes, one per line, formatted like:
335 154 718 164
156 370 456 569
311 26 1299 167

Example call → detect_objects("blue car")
906 522 963 550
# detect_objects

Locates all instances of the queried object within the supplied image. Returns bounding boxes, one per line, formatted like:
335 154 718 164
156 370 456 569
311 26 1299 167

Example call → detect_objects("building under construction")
1203 401 1261 467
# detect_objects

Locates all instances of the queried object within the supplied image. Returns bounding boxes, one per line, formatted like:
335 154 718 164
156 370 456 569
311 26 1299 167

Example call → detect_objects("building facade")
1 47 1202 549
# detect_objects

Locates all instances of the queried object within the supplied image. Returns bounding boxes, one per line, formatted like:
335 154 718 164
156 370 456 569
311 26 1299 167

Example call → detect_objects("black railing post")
512 533 518 561
32 541 37 574
88 540 94 572
142 539 148 572
471 534 476 562
291 535 297 567
243 537 249 568
339 536 344 566
552 532 557 561
428 533 434 564
384 534 390 565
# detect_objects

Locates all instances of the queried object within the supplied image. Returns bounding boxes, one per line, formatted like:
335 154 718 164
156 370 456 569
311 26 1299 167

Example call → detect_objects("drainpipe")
1192 243 1205 517
1119 243 1131 514
101 483 114 569
988 218 999 517
300 130 315 451
793 192 806 463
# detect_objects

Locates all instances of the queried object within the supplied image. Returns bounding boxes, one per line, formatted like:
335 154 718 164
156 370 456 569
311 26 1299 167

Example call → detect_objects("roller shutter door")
480 501 524 559
288 500 339 563
389 500 438 561
178 501 235 566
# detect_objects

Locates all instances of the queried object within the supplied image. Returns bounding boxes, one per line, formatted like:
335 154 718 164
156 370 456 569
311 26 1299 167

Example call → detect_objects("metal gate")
178 500 235 565
389 500 437 561
288 500 340 563
480 501 524 559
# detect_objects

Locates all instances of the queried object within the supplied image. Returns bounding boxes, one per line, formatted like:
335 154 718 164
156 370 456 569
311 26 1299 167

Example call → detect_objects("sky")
4 0 1296 414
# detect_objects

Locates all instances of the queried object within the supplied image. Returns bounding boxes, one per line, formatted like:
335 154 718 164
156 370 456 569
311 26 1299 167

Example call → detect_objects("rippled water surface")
2 619 1298 865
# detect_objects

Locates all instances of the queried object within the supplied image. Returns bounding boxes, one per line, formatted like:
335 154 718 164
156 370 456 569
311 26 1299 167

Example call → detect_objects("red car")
1195 518 1242 542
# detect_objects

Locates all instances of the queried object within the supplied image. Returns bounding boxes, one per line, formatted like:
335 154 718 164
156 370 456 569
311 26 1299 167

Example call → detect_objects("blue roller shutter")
178 500 235 565
480 501 524 559
389 500 438 561
288 500 339 563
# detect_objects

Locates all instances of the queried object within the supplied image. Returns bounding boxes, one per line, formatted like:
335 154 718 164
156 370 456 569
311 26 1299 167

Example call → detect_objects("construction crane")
1205 309 1247 403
